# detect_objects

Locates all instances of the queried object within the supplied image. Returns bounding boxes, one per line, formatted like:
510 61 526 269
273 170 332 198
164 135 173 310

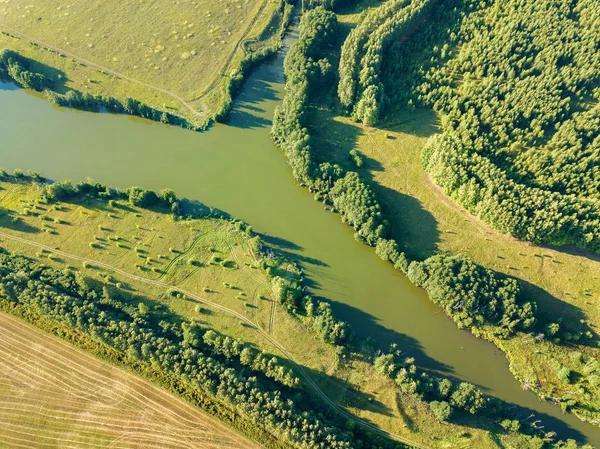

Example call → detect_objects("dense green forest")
338 0 437 124
336 0 600 251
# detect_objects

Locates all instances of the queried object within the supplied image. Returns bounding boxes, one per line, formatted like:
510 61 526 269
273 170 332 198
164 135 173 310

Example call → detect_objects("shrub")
558 367 572 384
429 401 452 421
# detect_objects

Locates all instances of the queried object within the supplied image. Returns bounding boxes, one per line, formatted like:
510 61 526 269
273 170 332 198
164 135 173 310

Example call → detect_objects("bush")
0 49 51 91
558 367 572 384
450 382 487 415
429 400 452 421
407 254 536 336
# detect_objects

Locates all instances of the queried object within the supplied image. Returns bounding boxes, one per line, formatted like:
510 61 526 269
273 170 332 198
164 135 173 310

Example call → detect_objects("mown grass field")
0 0 285 125
0 312 259 449
309 104 600 424
0 180 336 373
0 178 520 449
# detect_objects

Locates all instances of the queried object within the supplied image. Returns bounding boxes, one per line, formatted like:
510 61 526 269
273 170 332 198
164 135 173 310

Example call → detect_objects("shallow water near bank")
0 30 598 446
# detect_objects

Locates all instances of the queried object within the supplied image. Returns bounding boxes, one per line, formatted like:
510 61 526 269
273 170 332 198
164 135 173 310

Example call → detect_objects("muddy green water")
0 32 598 446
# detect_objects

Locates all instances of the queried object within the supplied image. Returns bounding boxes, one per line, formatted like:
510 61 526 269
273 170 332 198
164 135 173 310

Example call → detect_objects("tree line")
372 344 590 449
0 48 51 91
1 48 201 130
45 89 200 130
272 7 389 247
337 0 438 125
39 178 181 214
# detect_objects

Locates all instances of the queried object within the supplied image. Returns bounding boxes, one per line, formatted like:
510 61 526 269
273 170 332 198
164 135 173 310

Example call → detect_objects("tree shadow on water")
180 199 231 220
321 295 454 375
228 74 281 130
229 109 272 130
257 232 303 251
0 77 19 90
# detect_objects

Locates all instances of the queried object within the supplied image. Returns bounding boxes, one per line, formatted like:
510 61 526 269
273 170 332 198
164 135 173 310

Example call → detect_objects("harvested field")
0 312 259 449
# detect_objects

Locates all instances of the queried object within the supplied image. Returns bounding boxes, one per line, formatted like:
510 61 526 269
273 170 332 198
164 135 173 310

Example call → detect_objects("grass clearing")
0 180 335 374
309 105 600 424
0 312 259 449
0 0 286 125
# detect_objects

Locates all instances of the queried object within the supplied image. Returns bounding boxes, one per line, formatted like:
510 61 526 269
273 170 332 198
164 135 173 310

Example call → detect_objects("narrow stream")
0 27 598 446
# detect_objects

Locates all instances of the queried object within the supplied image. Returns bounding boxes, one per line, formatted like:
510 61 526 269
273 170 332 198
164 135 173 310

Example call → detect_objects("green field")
0 0 287 126
0 180 336 372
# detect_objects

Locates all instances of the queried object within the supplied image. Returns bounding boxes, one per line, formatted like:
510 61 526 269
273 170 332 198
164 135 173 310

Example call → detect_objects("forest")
336 0 600 251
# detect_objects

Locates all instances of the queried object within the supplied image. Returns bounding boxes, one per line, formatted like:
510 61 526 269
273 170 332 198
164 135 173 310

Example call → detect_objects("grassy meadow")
0 312 260 449
309 104 600 425
0 0 286 125
0 178 530 449
0 180 336 373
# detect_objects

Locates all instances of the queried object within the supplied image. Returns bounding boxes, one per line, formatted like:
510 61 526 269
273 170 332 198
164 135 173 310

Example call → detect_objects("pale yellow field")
0 312 260 449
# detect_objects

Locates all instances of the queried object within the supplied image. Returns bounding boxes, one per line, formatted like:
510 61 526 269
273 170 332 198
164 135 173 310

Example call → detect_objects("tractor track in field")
0 23 202 120
187 0 271 104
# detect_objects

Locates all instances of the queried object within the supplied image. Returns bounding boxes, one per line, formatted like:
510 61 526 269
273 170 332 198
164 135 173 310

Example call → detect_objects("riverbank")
0 175 587 449
270 3 600 444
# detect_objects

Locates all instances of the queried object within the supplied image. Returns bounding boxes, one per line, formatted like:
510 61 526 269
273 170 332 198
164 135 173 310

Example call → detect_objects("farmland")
1 0 599 446
0 312 259 449
0 0 289 126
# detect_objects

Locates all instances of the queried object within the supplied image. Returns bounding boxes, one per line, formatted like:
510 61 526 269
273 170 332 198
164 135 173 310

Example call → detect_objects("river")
0 28 598 447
